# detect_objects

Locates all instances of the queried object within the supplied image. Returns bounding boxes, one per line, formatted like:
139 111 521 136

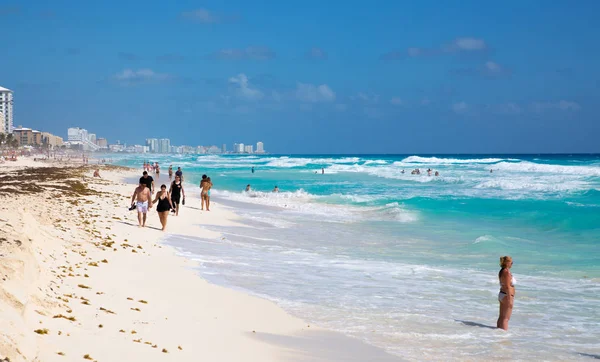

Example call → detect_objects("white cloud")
229 73 264 100
407 47 422 57
532 100 581 112
485 61 501 72
113 69 169 84
307 47 327 59
452 37 487 51
390 97 404 106
296 83 336 102
210 46 276 60
498 102 522 114
452 101 468 113
335 104 348 112
181 8 220 23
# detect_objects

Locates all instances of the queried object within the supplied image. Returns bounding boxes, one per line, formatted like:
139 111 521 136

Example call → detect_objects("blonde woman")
497 256 516 330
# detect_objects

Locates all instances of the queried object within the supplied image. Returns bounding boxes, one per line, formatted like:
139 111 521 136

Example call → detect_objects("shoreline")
0 158 401 362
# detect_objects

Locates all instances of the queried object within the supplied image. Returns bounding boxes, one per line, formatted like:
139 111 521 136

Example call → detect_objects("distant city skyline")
1 2 599 153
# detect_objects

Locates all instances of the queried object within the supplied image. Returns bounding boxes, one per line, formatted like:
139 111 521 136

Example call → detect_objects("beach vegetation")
34 329 49 335
53 314 76 322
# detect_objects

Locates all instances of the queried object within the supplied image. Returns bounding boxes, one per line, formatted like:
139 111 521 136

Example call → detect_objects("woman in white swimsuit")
497 255 516 330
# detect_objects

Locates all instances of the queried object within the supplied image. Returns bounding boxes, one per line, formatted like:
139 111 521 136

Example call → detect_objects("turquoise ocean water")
112 154 600 361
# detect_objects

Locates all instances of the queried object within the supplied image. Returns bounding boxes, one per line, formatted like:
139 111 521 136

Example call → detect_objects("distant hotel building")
0 86 14 133
96 138 108 149
256 142 264 153
244 145 253 153
233 143 245 153
42 132 64 149
159 138 171 153
222 144 227 153
67 127 99 151
0 112 4 134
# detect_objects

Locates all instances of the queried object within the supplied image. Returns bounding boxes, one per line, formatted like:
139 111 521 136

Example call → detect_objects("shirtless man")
131 182 153 227
200 176 213 211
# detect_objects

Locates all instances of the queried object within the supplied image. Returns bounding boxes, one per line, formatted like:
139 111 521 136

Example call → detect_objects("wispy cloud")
306 47 327 60
181 8 220 23
531 100 581 112
451 61 511 78
229 73 264 101
381 37 488 60
296 83 336 102
113 69 170 85
452 101 469 114
390 97 404 106
351 92 380 103
181 8 238 24
118 52 139 61
157 54 186 63
208 46 276 60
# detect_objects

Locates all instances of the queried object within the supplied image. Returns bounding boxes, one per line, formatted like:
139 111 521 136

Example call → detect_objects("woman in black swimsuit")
169 175 185 216
153 184 173 231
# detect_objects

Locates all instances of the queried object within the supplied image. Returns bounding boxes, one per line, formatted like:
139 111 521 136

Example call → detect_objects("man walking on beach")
131 182 152 227
175 167 183 182
140 171 155 195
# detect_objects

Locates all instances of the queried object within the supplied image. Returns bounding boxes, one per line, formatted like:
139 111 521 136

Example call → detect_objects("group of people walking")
130 169 186 230
130 167 212 230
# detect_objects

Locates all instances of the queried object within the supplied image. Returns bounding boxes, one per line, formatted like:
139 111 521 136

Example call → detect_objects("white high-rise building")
0 86 14 133
146 138 158 153
0 112 4 134
159 138 171 153
88 133 97 144
68 127 89 142
234 143 244 153
244 145 253 153
256 142 264 153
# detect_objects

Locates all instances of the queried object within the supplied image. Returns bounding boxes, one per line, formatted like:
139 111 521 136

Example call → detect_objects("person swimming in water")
273 186 279 192
245 184 251 192
497 256 516 331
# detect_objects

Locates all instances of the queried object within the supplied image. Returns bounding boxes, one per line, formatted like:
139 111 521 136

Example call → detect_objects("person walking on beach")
169 175 185 216
153 184 174 231
175 167 183 182
497 256 516 330
168 165 173 180
131 181 152 227
140 171 155 195
201 176 212 211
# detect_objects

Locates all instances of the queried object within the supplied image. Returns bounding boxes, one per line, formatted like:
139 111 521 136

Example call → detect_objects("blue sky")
1 0 599 153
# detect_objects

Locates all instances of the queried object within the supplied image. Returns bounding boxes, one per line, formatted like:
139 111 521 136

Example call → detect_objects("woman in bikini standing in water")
497 255 516 330
153 184 173 231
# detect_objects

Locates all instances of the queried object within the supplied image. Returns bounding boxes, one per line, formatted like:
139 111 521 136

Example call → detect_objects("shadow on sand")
117 220 162 231
248 330 404 362
455 320 497 330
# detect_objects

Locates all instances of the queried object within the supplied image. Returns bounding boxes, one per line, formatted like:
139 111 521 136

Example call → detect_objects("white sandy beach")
0 158 401 362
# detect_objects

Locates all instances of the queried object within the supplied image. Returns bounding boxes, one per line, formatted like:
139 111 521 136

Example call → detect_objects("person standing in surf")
497 256 516 330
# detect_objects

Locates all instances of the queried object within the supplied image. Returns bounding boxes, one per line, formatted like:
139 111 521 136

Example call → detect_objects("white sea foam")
493 161 600 176
265 156 361 168
400 156 517 164
474 179 589 192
